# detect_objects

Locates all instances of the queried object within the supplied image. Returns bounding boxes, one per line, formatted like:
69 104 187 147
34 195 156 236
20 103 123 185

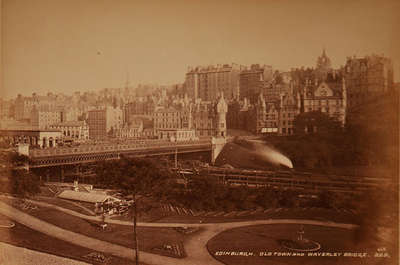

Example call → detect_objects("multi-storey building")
302 77 347 125
15 95 38 121
116 120 144 139
15 93 73 122
153 107 186 131
244 93 281 135
262 81 290 102
87 109 107 140
152 93 228 139
344 54 394 110
105 106 123 134
191 101 215 137
290 50 347 126
153 104 196 140
279 90 301 135
226 100 241 130
185 64 241 101
0 99 12 119
226 98 252 132
87 106 122 139
264 101 280 134
49 121 89 141
124 97 155 124
227 92 298 135
30 107 62 129
60 106 80 122
239 64 273 104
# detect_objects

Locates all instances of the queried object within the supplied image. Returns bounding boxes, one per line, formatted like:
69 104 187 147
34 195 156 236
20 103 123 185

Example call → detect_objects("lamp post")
132 193 139 265
175 146 178 168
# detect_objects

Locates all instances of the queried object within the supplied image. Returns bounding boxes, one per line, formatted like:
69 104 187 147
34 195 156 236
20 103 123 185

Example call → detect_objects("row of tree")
268 107 398 175
93 156 363 212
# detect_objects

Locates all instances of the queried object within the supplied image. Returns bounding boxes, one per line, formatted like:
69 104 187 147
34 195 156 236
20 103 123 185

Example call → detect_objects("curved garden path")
0 198 358 265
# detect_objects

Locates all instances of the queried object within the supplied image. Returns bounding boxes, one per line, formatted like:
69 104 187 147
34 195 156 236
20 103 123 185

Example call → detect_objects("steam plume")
249 140 293 168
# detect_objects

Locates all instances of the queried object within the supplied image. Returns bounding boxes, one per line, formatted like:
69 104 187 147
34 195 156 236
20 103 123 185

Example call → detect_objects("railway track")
175 166 391 193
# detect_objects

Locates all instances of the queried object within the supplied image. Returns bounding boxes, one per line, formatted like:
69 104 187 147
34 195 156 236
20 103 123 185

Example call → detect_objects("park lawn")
0 196 93 216
207 224 395 265
33 196 95 215
27 207 187 258
0 214 138 265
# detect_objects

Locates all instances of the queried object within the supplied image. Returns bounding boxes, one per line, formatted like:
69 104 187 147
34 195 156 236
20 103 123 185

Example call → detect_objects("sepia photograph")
0 0 399 264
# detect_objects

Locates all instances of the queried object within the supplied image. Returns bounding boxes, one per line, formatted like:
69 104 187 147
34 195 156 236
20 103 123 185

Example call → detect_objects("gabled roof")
304 80 343 98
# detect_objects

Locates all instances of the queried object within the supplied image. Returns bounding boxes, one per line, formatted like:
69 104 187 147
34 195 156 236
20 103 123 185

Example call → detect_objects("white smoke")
249 140 293 168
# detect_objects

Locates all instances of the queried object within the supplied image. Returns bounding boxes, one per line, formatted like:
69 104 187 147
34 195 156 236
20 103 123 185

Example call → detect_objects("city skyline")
2 0 400 99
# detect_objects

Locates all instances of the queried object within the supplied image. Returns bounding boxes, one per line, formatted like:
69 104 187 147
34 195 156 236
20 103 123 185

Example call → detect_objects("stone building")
15 93 69 122
226 98 252 132
0 129 62 148
124 96 155 124
302 77 347 125
264 101 280 134
344 54 394 110
87 109 107 140
153 107 187 130
243 93 282 135
239 64 273 104
15 95 38 121
87 107 123 139
30 107 62 129
0 99 13 119
226 100 241 130
279 89 301 135
49 121 89 141
151 92 228 139
116 120 143 139
185 64 241 101
291 50 347 126
190 101 215 137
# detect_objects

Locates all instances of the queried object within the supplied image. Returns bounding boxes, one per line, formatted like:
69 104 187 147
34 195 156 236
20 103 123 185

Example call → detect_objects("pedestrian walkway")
0 195 359 265
0 201 202 265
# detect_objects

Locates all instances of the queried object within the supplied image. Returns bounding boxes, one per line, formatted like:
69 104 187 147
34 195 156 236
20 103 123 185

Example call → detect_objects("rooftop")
58 190 121 204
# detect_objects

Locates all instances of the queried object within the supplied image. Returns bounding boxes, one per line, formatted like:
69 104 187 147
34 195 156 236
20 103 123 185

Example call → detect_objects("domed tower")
216 91 228 137
316 48 332 81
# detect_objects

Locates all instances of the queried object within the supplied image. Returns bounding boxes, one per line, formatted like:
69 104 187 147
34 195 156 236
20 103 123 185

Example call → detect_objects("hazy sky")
2 0 400 99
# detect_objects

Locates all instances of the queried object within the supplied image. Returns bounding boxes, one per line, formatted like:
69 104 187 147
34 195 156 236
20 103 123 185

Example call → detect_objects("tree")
94 156 176 196
8 152 29 167
10 169 41 198
254 187 279 208
294 111 342 137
